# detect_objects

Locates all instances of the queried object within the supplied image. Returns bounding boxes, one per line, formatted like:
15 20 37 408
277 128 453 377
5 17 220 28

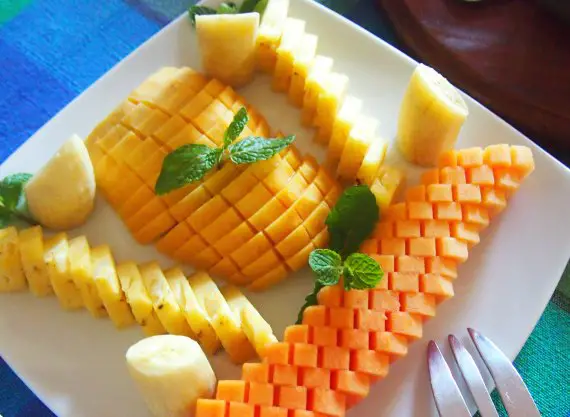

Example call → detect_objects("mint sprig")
0 173 36 227
296 185 383 323
188 5 217 25
155 107 296 195
189 0 266 27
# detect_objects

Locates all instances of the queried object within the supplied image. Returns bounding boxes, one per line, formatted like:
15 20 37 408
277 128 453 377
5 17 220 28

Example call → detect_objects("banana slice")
25 134 96 230
397 64 469 166
126 335 216 417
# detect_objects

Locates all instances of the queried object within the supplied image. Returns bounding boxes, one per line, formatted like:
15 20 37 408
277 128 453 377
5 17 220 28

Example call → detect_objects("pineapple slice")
288 33 319 107
337 115 380 181
326 95 363 167
44 233 83 310
164 268 221 354
272 18 306 93
18 226 52 296
68 236 106 318
221 286 277 356
370 165 407 212
314 72 350 144
301 55 334 126
117 262 166 336
139 262 195 337
91 245 135 328
189 272 256 364
356 137 389 184
256 0 290 72
0 227 27 292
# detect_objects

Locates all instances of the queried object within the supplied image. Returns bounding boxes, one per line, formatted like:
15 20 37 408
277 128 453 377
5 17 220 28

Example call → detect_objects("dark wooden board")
378 0 570 160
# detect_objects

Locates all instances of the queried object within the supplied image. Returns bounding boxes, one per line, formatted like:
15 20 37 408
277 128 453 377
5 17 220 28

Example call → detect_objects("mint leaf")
155 145 222 195
223 107 249 148
239 0 259 12
326 185 379 257
309 249 342 286
188 5 217 25
218 2 238 14
0 173 32 211
254 0 269 14
344 253 383 290
229 135 295 164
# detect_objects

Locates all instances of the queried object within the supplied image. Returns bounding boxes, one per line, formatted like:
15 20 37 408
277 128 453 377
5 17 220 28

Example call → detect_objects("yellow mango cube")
247 264 289 292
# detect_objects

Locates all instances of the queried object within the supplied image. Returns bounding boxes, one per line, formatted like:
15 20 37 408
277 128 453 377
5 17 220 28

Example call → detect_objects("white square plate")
1 1 569 416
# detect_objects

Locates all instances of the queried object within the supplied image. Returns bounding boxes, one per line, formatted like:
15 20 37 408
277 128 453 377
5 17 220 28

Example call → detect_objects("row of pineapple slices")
0 225 276 363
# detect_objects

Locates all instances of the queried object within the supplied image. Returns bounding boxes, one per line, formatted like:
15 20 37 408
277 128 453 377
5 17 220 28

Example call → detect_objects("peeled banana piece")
25 134 96 230
397 64 469 167
126 335 216 417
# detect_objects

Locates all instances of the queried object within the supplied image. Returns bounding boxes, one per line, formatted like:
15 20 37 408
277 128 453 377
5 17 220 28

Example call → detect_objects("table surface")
0 1 568 416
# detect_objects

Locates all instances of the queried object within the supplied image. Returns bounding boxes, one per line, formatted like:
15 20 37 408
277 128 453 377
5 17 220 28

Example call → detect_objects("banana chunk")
126 335 216 417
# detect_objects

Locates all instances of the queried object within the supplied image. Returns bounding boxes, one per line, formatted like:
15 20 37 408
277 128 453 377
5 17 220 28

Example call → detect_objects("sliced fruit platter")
1 0 569 417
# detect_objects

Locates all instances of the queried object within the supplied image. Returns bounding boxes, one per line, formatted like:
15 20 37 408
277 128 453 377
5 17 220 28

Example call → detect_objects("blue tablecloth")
0 1 568 416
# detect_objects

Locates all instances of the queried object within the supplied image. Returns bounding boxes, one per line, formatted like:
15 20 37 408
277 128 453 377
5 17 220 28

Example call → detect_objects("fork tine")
427 341 471 417
448 334 499 417
468 328 541 417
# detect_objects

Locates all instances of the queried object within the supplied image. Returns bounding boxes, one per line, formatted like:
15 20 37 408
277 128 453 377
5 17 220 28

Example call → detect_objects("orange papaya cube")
217 380 247 402
266 208 304 244
309 388 346 417
370 289 401 312
247 382 275 406
243 363 270 383
276 173 309 208
510 145 534 177
371 332 408 359
331 370 370 400
260 407 288 417
229 402 255 417
401 293 437 317
214 223 256 256
379 238 406 256
350 350 389 378
300 368 331 389
235 183 274 219
263 162 296 195
329 307 355 329
483 144 511 167
293 343 318 368
457 147 483 168
390 272 419 292
264 342 291 365
481 187 507 216
339 329 369 350
166 123 206 150
188 195 229 232
437 237 469 262
440 166 467 184
420 274 455 301
196 399 226 417
303 202 330 238
494 168 521 194
356 309 386 332
467 165 494 186
124 198 167 232
286 242 314 271
134 212 177 244
454 184 482 203
425 257 458 280
395 220 421 238
276 225 311 258
370 254 395 274
277 385 307 409
421 169 440 185
321 346 350 370
343 290 369 309
396 256 425 274
422 220 451 238
118 186 155 219
203 163 244 195
272 364 299 386
359 239 377 254
385 203 408 221
311 327 338 347
242 250 281 278
405 185 427 202
156 221 193 255
313 167 336 195
408 237 437 257
170 185 212 222
285 325 310 344
250 198 288 232
325 184 343 209
173 234 208 263
462 205 490 229
230 233 273 269
209 257 240 278
317 285 343 308
222 171 260 204
434 202 463 221
451 222 480 246
193 247 222 270
373 222 394 239
247 264 289 292
438 149 458 167
200 209 243 245
303 305 327 327
408 202 434 220
293 184 324 220
387 312 423 339
427 184 453 203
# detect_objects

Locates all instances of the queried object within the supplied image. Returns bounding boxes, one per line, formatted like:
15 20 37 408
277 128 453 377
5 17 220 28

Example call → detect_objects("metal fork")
427 328 541 417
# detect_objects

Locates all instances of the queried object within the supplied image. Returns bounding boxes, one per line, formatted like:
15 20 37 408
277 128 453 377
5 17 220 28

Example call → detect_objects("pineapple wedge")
189 272 256 364
117 262 166 336
301 55 334 126
370 165 407 212
288 33 319 107
272 18 306 92
68 236 106 318
326 96 363 167
44 233 83 310
139 262 195 337
91 245 135 328
221 286 277 356
356 137 389 184
0 227 27 292
337 115 380 181
164 268 221 354
18 226 52 296
196 13 260 87
313 72 350 144
256 0 290 72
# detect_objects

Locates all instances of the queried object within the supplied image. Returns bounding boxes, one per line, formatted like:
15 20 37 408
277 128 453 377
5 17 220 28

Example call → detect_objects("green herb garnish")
189 0 267 26
155 107 295 195
188 5 217 25
0 173 36 227
296 185 383 323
